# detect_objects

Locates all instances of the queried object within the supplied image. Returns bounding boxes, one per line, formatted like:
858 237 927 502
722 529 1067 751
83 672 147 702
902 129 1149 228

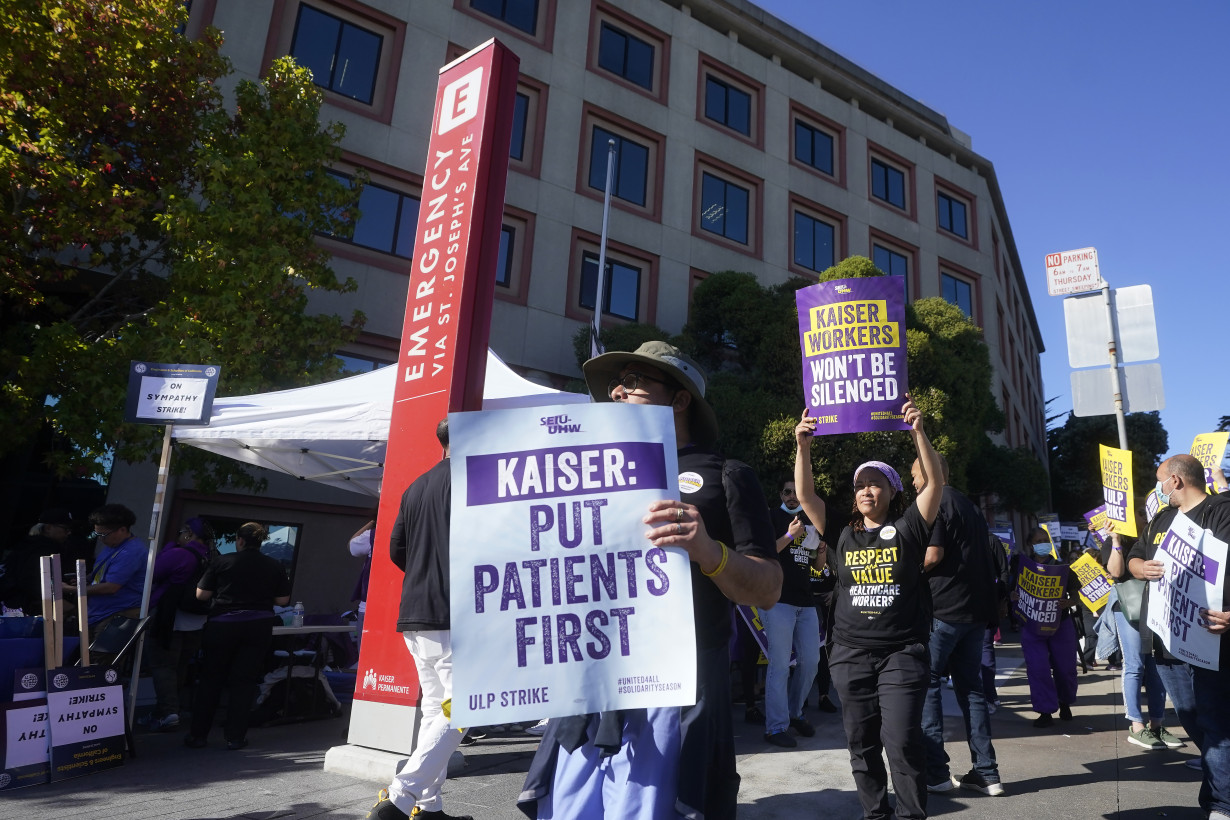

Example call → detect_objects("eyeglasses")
607 371 666 400
92 529 115 539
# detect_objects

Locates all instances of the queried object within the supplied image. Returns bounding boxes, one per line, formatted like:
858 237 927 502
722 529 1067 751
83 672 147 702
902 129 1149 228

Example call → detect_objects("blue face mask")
781 503 802 514
1156 477 1172 507
1032 542 1053 557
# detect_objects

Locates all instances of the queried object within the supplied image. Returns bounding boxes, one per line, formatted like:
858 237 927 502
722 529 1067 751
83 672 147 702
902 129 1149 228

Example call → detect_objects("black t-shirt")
1127 494 1230 665
769 506 818 608
832 503 932 649
198 549 291 617
927 486 996 624
678 448 777 651
391 458 453 632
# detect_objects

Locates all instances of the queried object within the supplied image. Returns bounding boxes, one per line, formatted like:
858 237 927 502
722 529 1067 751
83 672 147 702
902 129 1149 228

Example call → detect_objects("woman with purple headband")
793 395 945 820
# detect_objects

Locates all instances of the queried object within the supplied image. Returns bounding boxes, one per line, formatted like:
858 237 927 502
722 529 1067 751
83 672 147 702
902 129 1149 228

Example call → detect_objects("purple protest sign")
796 276 909 434
1014 556 1069 637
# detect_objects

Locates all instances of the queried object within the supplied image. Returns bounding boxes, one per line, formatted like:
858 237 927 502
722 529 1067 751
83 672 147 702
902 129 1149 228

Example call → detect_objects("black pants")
190 618 273 743
830 641 930 820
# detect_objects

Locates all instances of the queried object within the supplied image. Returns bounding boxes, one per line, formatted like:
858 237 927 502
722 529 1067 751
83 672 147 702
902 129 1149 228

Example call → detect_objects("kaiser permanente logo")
541 414 581 434
438 66 484 135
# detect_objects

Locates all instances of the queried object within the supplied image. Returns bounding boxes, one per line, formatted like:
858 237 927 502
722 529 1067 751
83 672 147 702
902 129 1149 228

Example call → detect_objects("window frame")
693 154 762 258
456 0 557 51
494 207 535 306
588 4 669 103
938 260 982 324
696 55 764 148
576 105 664 219
868 228 919 299
565 229 658 327
934 178 978 248
262 0 406 125
866 142 915 218
789 102 844 186
317 154 423 274
788 195 846 278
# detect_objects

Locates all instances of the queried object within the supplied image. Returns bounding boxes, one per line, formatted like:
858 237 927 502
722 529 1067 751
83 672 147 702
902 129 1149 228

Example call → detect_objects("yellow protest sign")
1070 553 1114 613
1190 432 1230 492
1099 444 1137 537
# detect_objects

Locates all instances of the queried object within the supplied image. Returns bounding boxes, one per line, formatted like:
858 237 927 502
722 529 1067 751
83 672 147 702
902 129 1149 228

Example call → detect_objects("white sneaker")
524 718 549 736
926 777 956 793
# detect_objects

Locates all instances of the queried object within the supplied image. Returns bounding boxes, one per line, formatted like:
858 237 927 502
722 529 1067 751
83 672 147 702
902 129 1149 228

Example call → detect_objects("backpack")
174 548 212 615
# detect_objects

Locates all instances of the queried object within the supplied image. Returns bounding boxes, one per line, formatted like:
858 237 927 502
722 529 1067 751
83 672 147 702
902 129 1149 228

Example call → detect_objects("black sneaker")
816 695 838 713
1058 702 1073 721
410 809 474 820
958 770 1004 796
1033 712 1054 728
789 717 815 737
763 731 797 748
366 789 409 820
744 705 765 724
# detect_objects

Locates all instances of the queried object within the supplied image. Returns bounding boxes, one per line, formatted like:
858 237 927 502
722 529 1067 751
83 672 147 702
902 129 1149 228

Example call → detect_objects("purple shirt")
150 541 209 606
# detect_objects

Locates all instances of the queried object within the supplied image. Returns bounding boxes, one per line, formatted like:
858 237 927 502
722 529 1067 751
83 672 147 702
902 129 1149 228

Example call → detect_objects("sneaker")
958 770 1004 796
1153 726 1185 748
524 719 549 736
1058 702 1073 721
816 695 838 713
1127 726 1164 749
926 777 956 793
366 789 409 820
1033 712 1054 728
1105 663 1123 671
1184 758 1204 772
763 731 797 748
409 809 474 820
789 717 815 737
744 705 765 724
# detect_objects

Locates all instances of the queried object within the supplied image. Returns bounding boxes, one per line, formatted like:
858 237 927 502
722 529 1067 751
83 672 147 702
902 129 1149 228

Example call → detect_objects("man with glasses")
1128 455 1230 819
64 504 147 650
518 341 781 820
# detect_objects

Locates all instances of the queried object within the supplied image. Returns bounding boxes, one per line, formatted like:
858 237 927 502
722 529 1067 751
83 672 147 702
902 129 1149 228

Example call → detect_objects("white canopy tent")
172 349 587 496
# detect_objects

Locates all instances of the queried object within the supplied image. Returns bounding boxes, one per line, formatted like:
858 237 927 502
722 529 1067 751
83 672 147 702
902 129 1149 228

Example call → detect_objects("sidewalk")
2 640 1208 819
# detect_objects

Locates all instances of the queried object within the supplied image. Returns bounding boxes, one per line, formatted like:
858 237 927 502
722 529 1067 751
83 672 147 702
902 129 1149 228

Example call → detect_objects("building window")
941 271 974 317
793 212 836 273
871 158 906 209
704 76 750 135
873 244 909 297
937 190 968 239
338 353 393 374
328 172 420 258
510 92 529 161
291 5 382 105
469 0 537 34
496 225 515 287
700 172 749 244
580 252 641 321
794 120 834 176
588 126 649 207
597 21 653 90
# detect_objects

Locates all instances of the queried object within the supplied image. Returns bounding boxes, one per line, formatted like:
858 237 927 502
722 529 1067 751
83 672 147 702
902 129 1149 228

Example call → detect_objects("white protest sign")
46 666 126 781
1146 511 1227 670
0 699 50 790
449 403 696 726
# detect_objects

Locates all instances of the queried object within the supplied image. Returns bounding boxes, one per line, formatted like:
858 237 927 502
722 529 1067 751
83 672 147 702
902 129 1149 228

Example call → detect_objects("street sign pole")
1100 283 1129 450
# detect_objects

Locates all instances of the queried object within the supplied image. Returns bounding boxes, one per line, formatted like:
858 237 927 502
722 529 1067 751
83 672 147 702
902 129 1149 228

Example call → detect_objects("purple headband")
853 461 904 494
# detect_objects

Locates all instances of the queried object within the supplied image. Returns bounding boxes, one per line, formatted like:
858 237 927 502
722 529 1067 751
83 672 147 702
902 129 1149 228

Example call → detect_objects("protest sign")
1070 553 1114 614
1146 511 1227 670
1099 445 1138 537
448 403 695 726
1015 556 1068 636
0 698 50 790
12 669 44 702
990 523 1015 557
46 666 125 781
1084 504 1111 545
1037 515 1061 560
1145 488 1164 523
1190 432 1230 493
795 276 909 434
123 361 220 426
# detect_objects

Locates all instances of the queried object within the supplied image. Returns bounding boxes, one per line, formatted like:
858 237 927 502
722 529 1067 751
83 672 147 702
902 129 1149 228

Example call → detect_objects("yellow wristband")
702 541 729 578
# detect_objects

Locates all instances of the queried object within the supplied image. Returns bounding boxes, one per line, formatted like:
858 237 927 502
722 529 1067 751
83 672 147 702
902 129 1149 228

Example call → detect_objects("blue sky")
757 0 1230 459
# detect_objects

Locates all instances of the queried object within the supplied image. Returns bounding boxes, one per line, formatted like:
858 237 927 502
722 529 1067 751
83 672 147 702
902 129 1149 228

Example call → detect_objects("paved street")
2 642 1207 819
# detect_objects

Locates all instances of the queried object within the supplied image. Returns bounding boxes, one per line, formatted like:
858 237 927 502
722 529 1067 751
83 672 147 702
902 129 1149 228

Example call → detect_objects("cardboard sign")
0 698 50 790
46 666 125 781
795 276 909 434
1070 553 1114 613
1146 511 1227 670
448 403 696 725
1099 445 1137 537
123 361 220 425
1016 556 1068 636
1190 432 1230 493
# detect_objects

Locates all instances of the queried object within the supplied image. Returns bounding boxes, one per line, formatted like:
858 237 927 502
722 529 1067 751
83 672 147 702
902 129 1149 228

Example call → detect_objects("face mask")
781 502 802 514
1032 542 1052 557
1155 478 1172 507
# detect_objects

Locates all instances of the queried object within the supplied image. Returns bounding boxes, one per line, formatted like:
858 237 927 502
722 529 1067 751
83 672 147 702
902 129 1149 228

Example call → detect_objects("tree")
1218 415 1229 432
1047 411 1169 521
0 1 364 480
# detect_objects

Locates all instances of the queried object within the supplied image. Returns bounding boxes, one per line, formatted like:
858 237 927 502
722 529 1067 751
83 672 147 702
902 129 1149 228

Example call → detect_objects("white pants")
388 630 463 813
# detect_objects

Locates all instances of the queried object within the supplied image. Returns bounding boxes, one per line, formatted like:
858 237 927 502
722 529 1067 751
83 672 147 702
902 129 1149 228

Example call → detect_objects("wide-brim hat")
583 341 719 446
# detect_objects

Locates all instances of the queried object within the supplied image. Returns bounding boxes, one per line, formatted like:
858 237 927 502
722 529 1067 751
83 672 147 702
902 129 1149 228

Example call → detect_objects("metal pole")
591 138 617 359
127 424 175 726
1101 283 1129 450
